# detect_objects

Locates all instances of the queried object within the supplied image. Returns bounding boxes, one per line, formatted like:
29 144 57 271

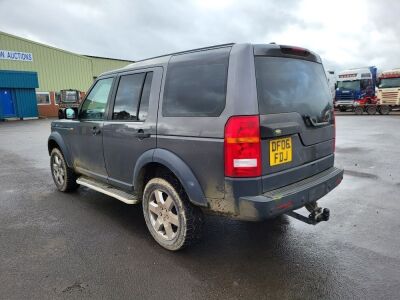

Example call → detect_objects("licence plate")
269 137 292 166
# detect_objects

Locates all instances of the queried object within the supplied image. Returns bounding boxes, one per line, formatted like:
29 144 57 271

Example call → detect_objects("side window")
112 71 153 121
361 79 372 90
113 73 145 120
36 92 50 105
163 47 230 117
138 72 153 121
80 78 113 120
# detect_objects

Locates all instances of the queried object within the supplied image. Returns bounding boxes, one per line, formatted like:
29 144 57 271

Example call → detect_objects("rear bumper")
232 167 343 221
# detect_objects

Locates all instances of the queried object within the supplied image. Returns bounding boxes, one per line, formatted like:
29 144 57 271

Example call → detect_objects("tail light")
224 115 261 177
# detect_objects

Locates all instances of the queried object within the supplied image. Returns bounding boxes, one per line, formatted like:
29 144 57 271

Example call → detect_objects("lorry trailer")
57 89 83 119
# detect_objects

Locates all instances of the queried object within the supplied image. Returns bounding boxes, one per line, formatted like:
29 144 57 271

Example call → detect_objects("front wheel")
142 177 204 251
50 148 79 192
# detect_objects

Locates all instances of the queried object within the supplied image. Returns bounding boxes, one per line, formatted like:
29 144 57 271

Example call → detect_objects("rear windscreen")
255 57 332 122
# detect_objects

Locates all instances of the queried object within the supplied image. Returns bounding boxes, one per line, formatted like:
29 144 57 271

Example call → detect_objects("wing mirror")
65 108 77 119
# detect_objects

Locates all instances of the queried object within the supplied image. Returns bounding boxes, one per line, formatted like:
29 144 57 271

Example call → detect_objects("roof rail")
132 43 235 63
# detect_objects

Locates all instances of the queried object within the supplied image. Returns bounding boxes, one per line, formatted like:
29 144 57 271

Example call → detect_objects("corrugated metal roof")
0 70 38 88
83 55 133 63
0 31 133 91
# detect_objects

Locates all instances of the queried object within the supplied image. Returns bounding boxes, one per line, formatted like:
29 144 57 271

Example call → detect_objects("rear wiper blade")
304 115 329 127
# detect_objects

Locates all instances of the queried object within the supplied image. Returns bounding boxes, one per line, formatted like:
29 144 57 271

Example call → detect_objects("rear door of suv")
253 45 335 192
102 67 163 191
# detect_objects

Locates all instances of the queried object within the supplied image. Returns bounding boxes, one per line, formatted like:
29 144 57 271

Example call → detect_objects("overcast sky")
1 0 399 71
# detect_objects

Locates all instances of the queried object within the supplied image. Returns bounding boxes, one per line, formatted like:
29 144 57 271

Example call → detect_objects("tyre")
339 107 347 112
366 105 377 115
142 177 204 251
379 105 390 115
50 148 79 192
354 106 363 115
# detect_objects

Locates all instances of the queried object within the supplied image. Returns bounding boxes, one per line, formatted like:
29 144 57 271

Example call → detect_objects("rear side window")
113 72 153 121
113 73 145 120
163 47 230 117
139 72 153 121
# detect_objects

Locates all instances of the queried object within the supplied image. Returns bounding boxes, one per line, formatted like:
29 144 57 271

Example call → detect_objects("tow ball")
285 202 330 225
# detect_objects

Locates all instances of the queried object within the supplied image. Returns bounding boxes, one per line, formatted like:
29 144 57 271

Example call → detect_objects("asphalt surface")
0 116 399 299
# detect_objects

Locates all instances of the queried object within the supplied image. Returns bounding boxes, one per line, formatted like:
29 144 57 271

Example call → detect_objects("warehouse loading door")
0 89 15 117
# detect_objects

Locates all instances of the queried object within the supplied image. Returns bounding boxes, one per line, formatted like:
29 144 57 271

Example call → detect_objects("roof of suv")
101 43 321 77
101 43 235 76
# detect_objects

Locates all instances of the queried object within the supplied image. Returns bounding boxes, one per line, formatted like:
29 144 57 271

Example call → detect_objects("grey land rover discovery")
48 43 344 251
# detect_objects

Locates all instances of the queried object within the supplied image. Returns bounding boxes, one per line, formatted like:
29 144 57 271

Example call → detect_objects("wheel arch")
133 149 208 207
48 132 73 168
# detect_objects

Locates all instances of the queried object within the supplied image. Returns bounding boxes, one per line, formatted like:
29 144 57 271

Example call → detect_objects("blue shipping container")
0 70 39 120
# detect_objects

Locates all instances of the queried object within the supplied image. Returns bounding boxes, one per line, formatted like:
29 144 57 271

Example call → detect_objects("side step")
76 176 139 205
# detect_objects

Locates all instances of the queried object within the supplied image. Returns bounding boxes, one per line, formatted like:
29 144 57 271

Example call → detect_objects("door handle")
304 115 330 127
92 126 101 135
135 129 151 140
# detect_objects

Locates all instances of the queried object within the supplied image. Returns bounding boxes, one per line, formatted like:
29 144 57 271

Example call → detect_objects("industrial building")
0 31 133 119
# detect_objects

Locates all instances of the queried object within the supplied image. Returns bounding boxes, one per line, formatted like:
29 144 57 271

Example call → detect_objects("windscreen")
337 80 360 90
255 57 333 123
379 77 400 88
63 91 78 102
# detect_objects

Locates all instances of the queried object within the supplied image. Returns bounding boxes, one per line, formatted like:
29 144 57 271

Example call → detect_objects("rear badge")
274 129 282 136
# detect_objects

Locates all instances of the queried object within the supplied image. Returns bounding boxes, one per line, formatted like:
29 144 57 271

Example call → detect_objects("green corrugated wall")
88 56 133 77
0 31 133 92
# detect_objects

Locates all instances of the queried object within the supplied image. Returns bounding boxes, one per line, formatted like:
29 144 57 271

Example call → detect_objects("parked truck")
57 89 82 119
376 69 400 115
334 66 378 114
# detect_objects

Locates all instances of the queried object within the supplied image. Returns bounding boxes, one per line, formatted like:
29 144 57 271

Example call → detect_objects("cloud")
0 0 399 72
265 0 400 71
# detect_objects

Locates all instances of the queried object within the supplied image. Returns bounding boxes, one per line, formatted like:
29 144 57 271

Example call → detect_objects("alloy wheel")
52 154 65 186
148 189 180 240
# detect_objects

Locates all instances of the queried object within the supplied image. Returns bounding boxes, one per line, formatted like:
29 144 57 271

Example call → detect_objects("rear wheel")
366 105 377 115
354 106 364 115
142 177 203 251
339 107 347 112
379 105 391 115
50 148 79 192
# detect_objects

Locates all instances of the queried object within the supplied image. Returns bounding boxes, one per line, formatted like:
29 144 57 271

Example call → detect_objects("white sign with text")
0 50 33 62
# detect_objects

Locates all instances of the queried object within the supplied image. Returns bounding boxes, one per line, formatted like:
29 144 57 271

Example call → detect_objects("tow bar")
285 202 330 225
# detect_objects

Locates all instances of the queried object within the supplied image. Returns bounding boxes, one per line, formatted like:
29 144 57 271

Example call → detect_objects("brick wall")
37 92 59 117
37 91 85 118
